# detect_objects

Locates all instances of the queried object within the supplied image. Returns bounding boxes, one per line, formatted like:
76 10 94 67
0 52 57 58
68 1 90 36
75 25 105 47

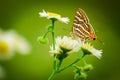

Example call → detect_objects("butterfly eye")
89 33 96 40
93 38 96 40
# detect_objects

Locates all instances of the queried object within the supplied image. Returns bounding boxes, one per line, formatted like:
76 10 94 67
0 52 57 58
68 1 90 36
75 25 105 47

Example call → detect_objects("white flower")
81 43 102 59
5 30 31 54
0 29 31 60
39 10 69 24
50 36 82 55
0 32 14 59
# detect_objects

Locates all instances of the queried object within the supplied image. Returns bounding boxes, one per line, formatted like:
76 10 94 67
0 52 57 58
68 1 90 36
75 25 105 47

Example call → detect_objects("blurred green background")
0 0 120 80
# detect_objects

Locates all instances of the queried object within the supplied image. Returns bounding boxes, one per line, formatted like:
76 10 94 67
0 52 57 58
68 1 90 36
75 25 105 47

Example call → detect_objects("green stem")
82 59 87 65
51 20 57 70
73 65 81 70
53 55 57 70
58 55 85 73
48 20 57 80
57 60 63 71
48 70 56 80
43 30 49 38
48 59 63 80
51 20 55 50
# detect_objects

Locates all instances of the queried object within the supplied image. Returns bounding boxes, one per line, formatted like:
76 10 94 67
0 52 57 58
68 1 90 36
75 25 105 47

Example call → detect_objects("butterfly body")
72 8 96 41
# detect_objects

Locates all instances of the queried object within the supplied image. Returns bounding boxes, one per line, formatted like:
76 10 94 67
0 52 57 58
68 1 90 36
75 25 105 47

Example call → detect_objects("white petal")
39 10 48 17
91 48 102 59
82 42 102 59
15 38 31 55
60 17 70 24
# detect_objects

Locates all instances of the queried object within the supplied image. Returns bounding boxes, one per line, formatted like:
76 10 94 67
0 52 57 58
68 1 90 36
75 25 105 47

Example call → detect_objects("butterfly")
72 8 96 41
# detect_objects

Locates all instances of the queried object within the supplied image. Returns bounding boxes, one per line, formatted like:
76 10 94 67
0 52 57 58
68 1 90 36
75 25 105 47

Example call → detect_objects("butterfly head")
89 33 96 40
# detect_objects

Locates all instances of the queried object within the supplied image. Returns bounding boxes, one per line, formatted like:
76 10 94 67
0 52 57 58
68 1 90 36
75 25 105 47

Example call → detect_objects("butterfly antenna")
97 38 104 45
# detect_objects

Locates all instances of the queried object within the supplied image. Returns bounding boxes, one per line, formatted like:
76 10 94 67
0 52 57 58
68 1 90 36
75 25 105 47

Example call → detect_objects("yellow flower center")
83 43 93 50
0 41 9 55
48 12 61 17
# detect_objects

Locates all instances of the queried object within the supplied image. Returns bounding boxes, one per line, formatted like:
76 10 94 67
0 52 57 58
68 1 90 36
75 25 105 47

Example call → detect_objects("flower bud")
74 72 87 80
79 72 87 79
37 36 48 44
83 64 93 72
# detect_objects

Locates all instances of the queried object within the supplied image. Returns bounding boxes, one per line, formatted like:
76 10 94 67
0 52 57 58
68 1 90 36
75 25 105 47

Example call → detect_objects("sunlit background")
0 0 120 80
